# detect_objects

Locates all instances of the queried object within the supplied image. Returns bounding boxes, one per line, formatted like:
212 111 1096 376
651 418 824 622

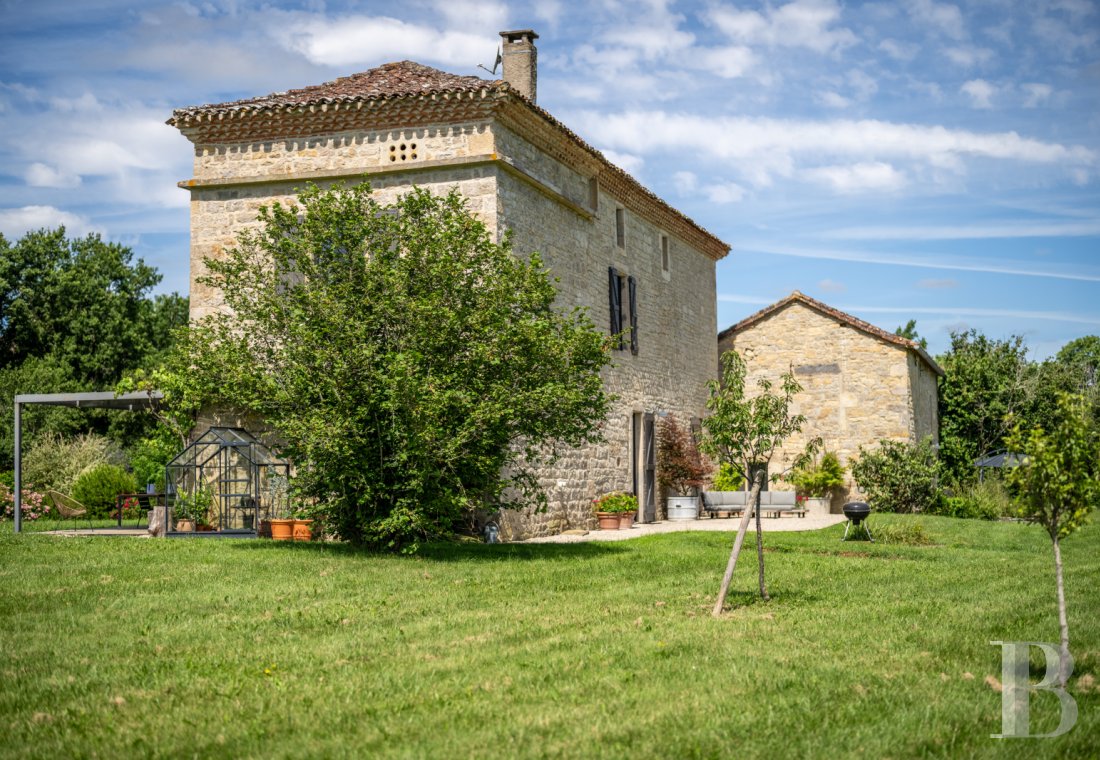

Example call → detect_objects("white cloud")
734 243 1100 282
847 70 878 100
708 0 857 54
571 110 1096 189
429 0 508 33
601 149 645 177
1022 83 1053 108
960 79 996 108
917 278 959 288
818 278 846 292
817 91 851 108
908 0 966 40
878 38 919 61
266 12 495 68
695 46 757 79
533 0 563 28
703 181 747 204
803 162 907 193
944 46 994 67
824 221 1100 240
673 171 697 194
24 163 81 189
0 205 98 239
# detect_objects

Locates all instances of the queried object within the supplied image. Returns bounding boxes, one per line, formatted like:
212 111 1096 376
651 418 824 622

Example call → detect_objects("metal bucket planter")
803 497 831 518
666 496 699 521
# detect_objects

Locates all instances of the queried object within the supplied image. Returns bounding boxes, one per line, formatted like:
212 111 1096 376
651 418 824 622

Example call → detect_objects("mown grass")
0 515 1097 759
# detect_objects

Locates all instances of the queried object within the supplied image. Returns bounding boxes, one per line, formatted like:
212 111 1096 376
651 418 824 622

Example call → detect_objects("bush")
1 486 50 521
790 451 845 498
127 428 179 492
932 479 1012 520
656 415 710 496
711 463 742 491
592 492 638 514
71 464 137 518
851 438 943 514
22 433 125 494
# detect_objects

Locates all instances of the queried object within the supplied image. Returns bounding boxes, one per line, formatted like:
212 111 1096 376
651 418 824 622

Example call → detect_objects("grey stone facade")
171 46 729 539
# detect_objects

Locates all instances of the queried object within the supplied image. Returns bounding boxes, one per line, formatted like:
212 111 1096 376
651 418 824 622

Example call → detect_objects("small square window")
615 208 625 248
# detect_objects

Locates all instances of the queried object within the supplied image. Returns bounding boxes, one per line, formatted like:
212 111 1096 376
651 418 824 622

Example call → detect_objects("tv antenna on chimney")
478 47 502 76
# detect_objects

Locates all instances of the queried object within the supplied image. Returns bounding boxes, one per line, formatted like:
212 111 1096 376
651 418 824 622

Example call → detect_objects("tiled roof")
169 62 495 121
718 291 944 376
167 61 730 259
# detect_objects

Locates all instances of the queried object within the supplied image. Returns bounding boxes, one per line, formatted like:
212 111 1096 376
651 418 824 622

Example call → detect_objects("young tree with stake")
1005 393 1099 688
701 351 815 614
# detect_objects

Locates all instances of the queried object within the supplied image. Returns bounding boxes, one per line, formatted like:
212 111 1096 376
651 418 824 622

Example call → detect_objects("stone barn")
168 30 730 539
717 291 942 506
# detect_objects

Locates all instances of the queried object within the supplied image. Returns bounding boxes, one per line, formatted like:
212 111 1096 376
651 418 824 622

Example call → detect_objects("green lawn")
0 515 1097 759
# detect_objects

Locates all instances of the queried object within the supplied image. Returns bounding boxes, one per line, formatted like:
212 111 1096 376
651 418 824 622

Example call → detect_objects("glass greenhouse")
165 427 290 535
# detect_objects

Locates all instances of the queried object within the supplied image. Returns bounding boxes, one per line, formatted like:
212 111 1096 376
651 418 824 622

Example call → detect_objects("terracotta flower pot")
596 511 620 530
270 518 295 541
175 518 195 533
292 519 314 542
618 512 636 529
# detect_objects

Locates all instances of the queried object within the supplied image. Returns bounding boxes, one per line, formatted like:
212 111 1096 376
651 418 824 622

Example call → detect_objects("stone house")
716 291 942 506
168 30 730 539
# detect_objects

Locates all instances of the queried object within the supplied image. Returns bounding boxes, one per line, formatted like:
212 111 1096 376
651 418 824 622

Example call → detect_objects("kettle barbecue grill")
842 501 874 542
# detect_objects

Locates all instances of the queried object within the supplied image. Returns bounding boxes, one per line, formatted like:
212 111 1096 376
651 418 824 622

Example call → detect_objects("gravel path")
521 514 848 543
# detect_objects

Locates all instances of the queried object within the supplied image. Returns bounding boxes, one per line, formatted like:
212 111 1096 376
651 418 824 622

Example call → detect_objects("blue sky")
0 0 1097 359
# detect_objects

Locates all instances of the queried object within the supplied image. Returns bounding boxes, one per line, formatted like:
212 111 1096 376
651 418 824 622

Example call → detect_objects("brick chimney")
499 29 538 103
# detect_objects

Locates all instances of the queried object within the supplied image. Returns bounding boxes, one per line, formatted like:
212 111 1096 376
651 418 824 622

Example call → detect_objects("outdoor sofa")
701 490 807 519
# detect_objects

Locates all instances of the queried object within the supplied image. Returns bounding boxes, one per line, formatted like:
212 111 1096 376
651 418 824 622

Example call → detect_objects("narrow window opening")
628 275 638 355
588 177 599 212
661 235 670 273
615 208 625 249
608 266 624 350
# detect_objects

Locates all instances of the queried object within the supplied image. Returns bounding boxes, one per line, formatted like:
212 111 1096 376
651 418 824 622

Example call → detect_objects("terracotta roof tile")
719 291 944 376
167 61 730 258
170 61 494 120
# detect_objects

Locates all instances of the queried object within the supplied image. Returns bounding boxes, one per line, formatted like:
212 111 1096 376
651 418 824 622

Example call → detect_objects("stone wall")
184 115 720 540
718 302 930 504
492 133 718 538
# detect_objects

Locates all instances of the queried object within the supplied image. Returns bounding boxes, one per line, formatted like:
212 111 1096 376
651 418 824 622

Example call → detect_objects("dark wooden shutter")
608 266 623 350
628 275 638 355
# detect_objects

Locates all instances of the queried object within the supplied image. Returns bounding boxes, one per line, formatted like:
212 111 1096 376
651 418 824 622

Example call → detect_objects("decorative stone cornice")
169 80 730 261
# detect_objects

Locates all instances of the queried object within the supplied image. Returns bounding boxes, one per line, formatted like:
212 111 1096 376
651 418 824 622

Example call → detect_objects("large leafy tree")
701 351 814 612
937 330 1037 483
0 229 188 466
181 182 611 550
0 229 184 384
1005 394 1099 688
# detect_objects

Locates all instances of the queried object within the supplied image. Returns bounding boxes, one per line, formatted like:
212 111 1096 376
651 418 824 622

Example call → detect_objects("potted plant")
789 451 846 517
656 414 710 521
592 492 637 530
266 475 293 540
291 509 314 541
173 485 214 532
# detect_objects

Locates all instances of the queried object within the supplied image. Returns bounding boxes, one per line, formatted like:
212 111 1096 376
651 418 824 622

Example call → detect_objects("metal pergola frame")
12 391 163 533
